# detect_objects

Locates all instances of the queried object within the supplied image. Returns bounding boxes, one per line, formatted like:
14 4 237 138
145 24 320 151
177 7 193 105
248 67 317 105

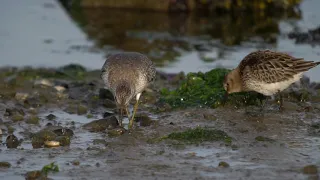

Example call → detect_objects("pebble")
54 85 66 92
15 92 29 101
34 79 53 87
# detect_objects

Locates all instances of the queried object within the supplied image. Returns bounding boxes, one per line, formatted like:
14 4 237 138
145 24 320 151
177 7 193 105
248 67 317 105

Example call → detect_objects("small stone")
44 141 60 148
72 160 80 166
303 165 318 175
25 170 43 179
135 114 153 127
54 85 66 92
0 162 11 168
34 79 53 87
6 134 19 148
107 127 127 137
77 104 88 115
218 161 230 168
46 114 57 120
0 129 2 135
103 111 114 118
26 116 40 124
15 92 29 101
83 116 119 132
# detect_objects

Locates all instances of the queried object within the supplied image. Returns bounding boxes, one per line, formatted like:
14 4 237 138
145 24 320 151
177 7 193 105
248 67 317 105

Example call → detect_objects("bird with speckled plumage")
223 50 320 109
101 52 156 129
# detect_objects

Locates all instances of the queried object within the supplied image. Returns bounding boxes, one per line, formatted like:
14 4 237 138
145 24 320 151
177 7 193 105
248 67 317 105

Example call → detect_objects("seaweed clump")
150 127 232 144
160 68 265 109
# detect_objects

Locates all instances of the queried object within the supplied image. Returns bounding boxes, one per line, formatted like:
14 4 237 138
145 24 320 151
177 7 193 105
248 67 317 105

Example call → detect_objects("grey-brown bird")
101 52 156 129
223 50 320 109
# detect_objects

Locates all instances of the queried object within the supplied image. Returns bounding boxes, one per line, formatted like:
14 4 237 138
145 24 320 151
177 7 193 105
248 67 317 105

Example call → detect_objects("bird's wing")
240 50 306 83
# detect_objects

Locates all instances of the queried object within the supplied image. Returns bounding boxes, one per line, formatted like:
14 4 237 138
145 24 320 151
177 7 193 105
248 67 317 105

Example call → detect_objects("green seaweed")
160 68 265 109
41 162 59 175
150 127 232 144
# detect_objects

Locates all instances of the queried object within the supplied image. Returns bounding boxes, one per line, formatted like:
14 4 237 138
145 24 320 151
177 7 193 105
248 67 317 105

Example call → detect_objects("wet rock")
31 130 57 148
135 114 154 127
15 92 29 101
102 99 117 109
5 108 25 117
83 116 119 132
107 127 127 137
72 160 80 166
6 134 20 148
303 165 318 175
218 161 230 168
103 111 114 118
52 128 74 137
288 26 320 46
0 162 11 168
0 128 2 135
25 170 43 180
54 85 67 92
77 104 88 115
46 114 57 120
99 88 114 100
44 140 60 148
26 116 40 124
11 114 24 122
34 79 53 87
255 136 274 142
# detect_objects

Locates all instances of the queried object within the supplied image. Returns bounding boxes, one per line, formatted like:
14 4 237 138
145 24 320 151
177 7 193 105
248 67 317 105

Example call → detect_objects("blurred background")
1 0 320 80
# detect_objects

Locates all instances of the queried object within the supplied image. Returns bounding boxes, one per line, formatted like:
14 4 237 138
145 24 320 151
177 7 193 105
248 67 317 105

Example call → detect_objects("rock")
34 79 53 87
107 127 127 137
103 111 114 118
55 136 71 146
0 162 11 168
5 108 25 117
102 99 117 109
83 116 119 132
25 170 44 180
44 140 60 148
46 114 57 120
218 161 230 168
77 104 88 115
72 160 80 166
303 165 318 175
54 85 67 92
15 92 29 101
99 88 114 100
31 130 57 148
135 114 154 127
0 128 2 135
26 116 40 124
11 114 24 122
6 134 20 148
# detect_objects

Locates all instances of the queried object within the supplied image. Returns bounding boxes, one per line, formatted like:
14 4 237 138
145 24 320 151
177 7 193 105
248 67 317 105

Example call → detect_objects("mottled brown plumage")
101 52 156 129
223 50 320 109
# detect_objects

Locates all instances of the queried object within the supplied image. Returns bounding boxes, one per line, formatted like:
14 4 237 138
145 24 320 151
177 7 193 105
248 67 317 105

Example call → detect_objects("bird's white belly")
248 73 303 96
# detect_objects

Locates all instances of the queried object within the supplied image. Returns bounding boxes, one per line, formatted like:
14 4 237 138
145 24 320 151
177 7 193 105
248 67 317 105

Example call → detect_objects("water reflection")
62 4 301 67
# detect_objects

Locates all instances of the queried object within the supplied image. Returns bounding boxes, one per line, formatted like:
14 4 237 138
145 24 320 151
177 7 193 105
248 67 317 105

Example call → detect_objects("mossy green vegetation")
41 162 59 175
150 127 232 144
160 68 265 109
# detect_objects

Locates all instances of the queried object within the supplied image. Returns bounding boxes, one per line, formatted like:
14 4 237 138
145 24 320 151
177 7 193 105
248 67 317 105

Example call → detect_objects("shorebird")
223 50 320 109
101 52 156 129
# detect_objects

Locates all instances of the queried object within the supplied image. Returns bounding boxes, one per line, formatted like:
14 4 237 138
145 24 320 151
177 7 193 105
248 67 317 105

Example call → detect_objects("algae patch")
160 68 264 109
150 127 232 144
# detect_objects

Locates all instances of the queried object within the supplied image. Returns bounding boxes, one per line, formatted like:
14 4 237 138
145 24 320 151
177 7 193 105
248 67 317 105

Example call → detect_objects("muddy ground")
0 65 319 180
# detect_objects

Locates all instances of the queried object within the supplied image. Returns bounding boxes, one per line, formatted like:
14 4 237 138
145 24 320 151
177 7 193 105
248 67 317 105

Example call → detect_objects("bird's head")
223 69 242 94
114 82 134 107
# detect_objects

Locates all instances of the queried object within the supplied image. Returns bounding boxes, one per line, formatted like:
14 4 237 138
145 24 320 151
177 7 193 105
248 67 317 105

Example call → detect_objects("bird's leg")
125 107 131 118
119 107 123 127
278 91 284 111
128 93 141 130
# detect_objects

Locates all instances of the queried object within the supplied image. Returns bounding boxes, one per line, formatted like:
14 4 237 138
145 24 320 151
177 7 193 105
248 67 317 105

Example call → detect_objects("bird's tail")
293 58 320 72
